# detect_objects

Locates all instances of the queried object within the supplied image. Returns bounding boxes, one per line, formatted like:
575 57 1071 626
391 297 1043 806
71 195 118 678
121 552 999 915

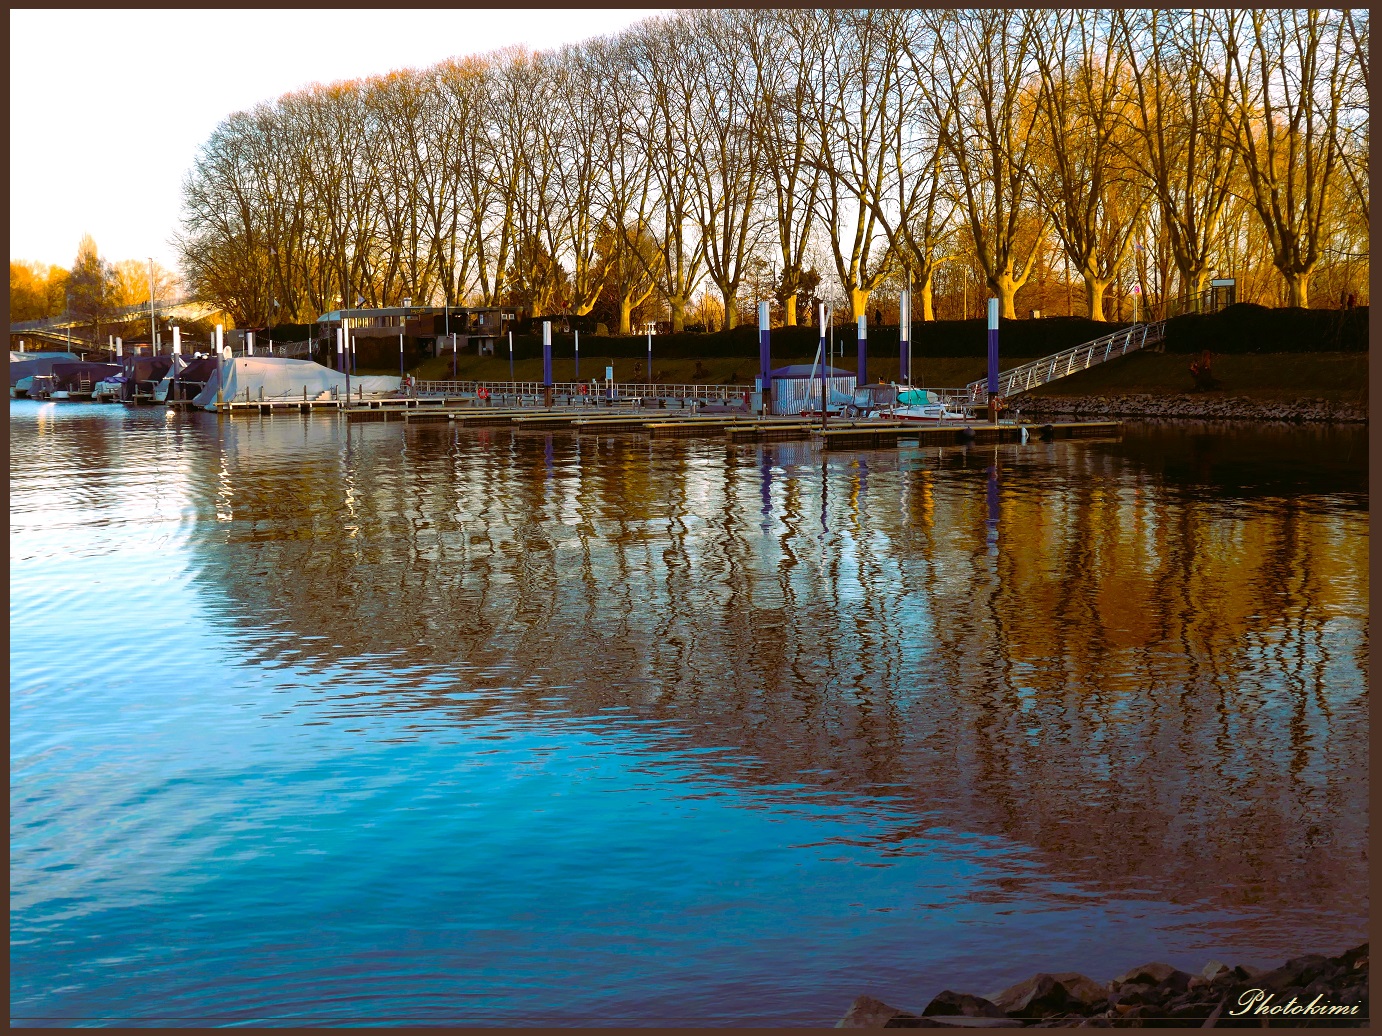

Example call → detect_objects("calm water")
11 402 1368 1026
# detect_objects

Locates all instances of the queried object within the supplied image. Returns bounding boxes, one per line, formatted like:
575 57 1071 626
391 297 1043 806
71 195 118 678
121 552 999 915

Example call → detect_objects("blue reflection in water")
9 402 1369 1027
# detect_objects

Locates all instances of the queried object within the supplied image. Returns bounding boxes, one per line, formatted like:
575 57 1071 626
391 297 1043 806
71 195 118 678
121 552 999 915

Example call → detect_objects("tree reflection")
186 417 1368 945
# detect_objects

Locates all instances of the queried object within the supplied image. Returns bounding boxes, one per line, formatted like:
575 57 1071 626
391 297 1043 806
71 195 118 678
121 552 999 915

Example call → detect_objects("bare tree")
1117 10 1239 305
1030 10 1150 320
811 8 898 321
922 9 1047 320
1221 9 1350 307
754 10 825 326
588 36 662 334
628 16 705 331
873 9 956 321
687 10 768 330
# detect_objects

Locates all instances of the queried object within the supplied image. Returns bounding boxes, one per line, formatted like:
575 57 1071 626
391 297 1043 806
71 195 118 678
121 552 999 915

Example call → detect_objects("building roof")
770 364 855 379
316 305 517 322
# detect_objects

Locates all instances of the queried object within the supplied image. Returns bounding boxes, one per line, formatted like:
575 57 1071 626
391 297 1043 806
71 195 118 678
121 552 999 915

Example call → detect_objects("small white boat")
888 387 975 422
890 401 975 423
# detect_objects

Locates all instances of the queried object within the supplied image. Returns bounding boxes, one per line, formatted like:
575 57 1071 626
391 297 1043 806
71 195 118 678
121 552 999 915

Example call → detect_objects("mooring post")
758 300 771 415
247 330 254 357
857 314 868 386
452 332 457 378
647 331 653 397
335 327 342 373
899 286 911 385
172 326 181 402
574 328 580 381
987 298 999 424
399 330 405 385
817 302 828 428
344 327 351 404
508 330 514 381
215 325 226 409
543 321 553 407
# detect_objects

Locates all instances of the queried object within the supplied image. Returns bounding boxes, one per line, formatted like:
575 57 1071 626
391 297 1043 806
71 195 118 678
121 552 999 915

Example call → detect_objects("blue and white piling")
857 314 868 385
987 298 999 423
899 288 911 385
543 321 553 406
758 300 771 414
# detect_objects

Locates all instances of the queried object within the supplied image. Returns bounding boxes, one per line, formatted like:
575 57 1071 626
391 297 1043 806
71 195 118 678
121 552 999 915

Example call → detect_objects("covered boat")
48 362 123 400
9 352 82 396
192 355 402 410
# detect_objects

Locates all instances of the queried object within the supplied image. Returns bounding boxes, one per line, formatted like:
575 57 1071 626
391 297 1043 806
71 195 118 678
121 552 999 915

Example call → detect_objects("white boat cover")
192 356 402 410
152 355 190 402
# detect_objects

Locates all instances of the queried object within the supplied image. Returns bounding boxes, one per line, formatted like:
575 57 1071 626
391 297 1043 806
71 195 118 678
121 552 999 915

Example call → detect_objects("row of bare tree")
179 8 1368 330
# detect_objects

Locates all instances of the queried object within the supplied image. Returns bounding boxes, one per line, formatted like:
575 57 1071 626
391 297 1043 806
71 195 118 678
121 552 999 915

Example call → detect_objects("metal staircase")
966 320 1167 403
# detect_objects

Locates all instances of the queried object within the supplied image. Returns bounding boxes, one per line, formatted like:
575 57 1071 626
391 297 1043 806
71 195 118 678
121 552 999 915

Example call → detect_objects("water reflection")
168 414 1367 948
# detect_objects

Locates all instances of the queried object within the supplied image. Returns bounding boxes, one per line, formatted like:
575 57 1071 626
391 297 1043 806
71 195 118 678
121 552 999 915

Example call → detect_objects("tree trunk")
1083 274 1111 322
990 273 1018 320
919 273 934 322
618 297 633 336
1283 269 1310 308
668 294 686 333
849 287 871 322
783 292 798 326
723 288 739 330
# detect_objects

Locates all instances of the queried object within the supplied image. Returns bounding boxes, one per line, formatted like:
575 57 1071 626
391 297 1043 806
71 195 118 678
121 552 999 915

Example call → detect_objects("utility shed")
769 364 856 416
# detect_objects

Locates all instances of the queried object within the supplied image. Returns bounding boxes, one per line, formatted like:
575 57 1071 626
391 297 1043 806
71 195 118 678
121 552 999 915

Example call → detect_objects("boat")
887 386 975 423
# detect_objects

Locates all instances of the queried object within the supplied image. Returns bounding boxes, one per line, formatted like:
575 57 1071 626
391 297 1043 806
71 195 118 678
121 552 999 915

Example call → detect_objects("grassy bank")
1026 350 1368 403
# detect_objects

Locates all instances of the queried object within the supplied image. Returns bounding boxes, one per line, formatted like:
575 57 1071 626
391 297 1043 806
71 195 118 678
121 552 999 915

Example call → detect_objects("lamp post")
148 258 156 357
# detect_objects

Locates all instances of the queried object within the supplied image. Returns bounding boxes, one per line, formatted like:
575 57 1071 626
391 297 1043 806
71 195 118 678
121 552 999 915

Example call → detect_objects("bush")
1164 303 1368 354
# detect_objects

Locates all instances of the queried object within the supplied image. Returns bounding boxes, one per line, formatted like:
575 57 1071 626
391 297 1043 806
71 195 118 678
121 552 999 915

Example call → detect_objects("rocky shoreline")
1012 394 1366 423
838 943 1368 1028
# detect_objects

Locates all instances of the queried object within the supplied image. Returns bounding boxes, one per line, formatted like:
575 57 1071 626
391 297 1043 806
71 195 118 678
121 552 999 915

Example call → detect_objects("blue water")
11 402 1368 1025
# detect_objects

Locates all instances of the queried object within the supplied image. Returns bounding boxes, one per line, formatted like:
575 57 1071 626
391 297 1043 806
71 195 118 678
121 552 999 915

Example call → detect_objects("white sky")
9 8 667 277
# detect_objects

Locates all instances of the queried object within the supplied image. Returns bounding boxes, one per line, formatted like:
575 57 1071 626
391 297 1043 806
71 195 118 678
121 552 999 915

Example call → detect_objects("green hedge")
504 317 1126 363
1162 304 1368 353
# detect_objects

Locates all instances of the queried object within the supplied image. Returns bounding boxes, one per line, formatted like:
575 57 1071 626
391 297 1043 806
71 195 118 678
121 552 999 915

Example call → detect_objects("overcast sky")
9 8 667 276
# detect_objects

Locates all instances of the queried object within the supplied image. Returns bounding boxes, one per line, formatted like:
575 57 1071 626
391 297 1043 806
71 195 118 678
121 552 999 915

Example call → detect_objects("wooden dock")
333 404 1119 452
821 420 1122 450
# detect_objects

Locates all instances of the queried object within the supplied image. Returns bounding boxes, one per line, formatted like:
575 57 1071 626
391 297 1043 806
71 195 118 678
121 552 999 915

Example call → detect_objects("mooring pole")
344 327 351 403
574 328 580 381
647 331 653 394
452 332 457 378
857 313 868 386
399 330 405 386
508 330 514 382
542 320 553 407
215 325 225 408
900 279 911 386
817 302 827 428
172 326 181 403
987 298 999 424
335 327 342 373
762 298 773 417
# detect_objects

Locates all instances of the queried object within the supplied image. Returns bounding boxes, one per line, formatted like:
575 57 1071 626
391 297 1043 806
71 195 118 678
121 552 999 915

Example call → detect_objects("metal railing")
11 296 200 332
966 320 1166 402
414 380 746 402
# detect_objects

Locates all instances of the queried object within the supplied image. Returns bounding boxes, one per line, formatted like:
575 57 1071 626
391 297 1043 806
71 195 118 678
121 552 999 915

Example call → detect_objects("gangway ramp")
966 320 1166 403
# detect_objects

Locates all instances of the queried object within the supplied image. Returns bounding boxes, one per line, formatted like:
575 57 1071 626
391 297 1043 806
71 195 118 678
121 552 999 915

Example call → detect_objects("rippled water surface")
11 402 1368 1026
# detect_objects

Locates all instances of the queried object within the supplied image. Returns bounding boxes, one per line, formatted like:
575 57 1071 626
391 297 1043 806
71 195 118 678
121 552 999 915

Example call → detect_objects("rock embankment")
838 943 1368 1028
1013 394 1366 423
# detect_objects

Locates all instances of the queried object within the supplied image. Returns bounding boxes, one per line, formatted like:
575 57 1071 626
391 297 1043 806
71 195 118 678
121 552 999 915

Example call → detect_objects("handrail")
966 320 1166 402
11 296 206 332
414 380 748 400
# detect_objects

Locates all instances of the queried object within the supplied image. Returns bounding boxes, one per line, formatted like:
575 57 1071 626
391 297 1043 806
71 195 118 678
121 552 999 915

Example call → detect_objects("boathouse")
315 305 525 367
769 364 856 416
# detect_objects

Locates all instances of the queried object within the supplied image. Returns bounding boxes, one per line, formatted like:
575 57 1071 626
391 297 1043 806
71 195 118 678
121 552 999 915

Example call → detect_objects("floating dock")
821 420 1122 450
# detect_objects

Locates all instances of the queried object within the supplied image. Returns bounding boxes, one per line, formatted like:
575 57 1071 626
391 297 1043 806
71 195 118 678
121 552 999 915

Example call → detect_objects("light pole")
148 258 156 357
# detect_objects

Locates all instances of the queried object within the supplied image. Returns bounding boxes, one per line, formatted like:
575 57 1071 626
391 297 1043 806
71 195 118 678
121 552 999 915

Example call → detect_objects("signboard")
1132 283 1142 295
605 366 614 381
